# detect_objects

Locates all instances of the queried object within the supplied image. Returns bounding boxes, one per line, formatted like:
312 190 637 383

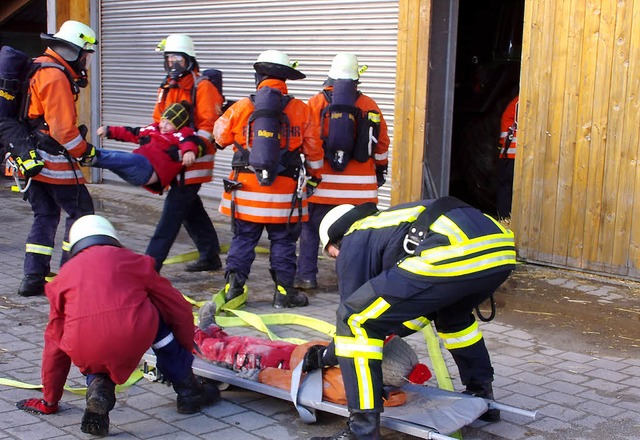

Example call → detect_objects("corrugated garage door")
99 0 398 207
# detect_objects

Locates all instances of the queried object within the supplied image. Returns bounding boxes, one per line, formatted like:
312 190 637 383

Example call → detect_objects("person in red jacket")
18 20 98 297
295 53 390 290
15 215 220 436
90 102 200 194
214 49 324 309
146 34 224 273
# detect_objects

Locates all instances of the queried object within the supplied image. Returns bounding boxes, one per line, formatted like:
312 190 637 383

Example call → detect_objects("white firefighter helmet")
158 34 196 58
254 49 305 80
69 215 122 257
319 204 355 252
53 20 97 52
319 202 380 253
41 20 97 62
328 53 360 80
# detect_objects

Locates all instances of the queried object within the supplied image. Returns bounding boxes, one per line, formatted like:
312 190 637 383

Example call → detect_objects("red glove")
17 398 59 415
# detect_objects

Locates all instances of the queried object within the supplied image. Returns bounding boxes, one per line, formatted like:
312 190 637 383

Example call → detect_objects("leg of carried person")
90 149 156 186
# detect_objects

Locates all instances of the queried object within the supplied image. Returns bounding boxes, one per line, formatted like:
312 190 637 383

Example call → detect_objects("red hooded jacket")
42 246 194 404
107 123 199 191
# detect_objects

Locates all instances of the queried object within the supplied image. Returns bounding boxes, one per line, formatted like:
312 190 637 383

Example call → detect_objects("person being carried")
15 215 220 436
88 102 201 194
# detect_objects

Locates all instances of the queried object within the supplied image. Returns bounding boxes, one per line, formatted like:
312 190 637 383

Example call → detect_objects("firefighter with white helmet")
213 49 324 309
306 197 516 439
17 20 99 297
295 53 389 291
145 34 224 273
17 214 220 435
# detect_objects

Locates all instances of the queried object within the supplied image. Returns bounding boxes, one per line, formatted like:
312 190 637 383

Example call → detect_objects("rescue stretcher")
141 351 536 440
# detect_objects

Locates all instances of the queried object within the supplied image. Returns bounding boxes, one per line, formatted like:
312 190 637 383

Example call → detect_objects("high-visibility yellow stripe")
347 297 390 339
439 321 483 350
402 316 431 332
339 297 390 410
346 206 425 236
399 249 516 277
334 336 384 409
334 336 384 359
429 215 468 244
61 241 70 252
25 244 53 256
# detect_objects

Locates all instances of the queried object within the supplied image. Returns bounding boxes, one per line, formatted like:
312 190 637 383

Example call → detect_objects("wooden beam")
392 0 431 204
55 0 94 182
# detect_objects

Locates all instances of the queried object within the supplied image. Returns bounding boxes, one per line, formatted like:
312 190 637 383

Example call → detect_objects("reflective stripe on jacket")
153 71 223 184
214 79 323 224
307 88 390 205
28 50 87 185
342 202 516 295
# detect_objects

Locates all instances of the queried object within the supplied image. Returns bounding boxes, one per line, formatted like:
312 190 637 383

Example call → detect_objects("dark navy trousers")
226 218 300 287
296 202 334 282
146 183 220 272
24 180 94 277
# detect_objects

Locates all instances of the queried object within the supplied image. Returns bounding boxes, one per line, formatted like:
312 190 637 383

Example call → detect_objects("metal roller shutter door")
99 0 398 207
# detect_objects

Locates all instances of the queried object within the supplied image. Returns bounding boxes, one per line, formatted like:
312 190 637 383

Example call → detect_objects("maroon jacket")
42 245 195 404
107 124 200 189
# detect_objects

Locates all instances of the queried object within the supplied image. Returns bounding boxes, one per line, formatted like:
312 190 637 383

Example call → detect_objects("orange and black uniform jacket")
307 87 390 205
27 49 88 185
214 78 324 224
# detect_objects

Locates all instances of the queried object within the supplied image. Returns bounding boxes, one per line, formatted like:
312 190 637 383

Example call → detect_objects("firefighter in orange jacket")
496 94 518 219
145 34 224 273
18 21 97 297
296 53 390 290
213 50 324 309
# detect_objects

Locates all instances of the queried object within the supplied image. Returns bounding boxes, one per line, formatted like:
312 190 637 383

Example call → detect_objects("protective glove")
375 167 387 188
17 398 59 415
305 176 322 198
77 143 98 166
301 344 327 373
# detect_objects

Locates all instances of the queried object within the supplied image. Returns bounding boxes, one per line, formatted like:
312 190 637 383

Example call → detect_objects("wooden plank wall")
54 0 94 181
391 0 431 205
513 0 640 279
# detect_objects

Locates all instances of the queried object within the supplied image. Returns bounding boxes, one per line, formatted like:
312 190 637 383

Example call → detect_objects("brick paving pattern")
0 179 639 439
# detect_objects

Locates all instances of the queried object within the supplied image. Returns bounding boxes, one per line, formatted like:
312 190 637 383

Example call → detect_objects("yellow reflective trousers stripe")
336 297 390 410
25 244 53 256
438 321 483 350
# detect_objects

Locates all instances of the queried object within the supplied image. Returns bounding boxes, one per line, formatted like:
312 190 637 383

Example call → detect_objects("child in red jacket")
89 102 202 194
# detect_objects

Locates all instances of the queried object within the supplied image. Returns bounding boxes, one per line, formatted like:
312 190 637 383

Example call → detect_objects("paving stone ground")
1 179 639 439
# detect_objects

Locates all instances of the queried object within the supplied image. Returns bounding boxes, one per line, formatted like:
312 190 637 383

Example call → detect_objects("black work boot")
172 373 220 414
224 271 245 302
185 254 223 272
81 375 116 436
464 382 500 422
273 284 309 309
311 411 381 440
18 275 46 297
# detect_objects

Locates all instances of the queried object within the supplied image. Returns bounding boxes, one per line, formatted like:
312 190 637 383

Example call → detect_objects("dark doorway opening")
448 0 524 215
0 0 47 56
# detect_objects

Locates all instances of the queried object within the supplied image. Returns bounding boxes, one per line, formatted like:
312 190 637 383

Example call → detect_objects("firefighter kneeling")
16 215 219 436
304 197 516 440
